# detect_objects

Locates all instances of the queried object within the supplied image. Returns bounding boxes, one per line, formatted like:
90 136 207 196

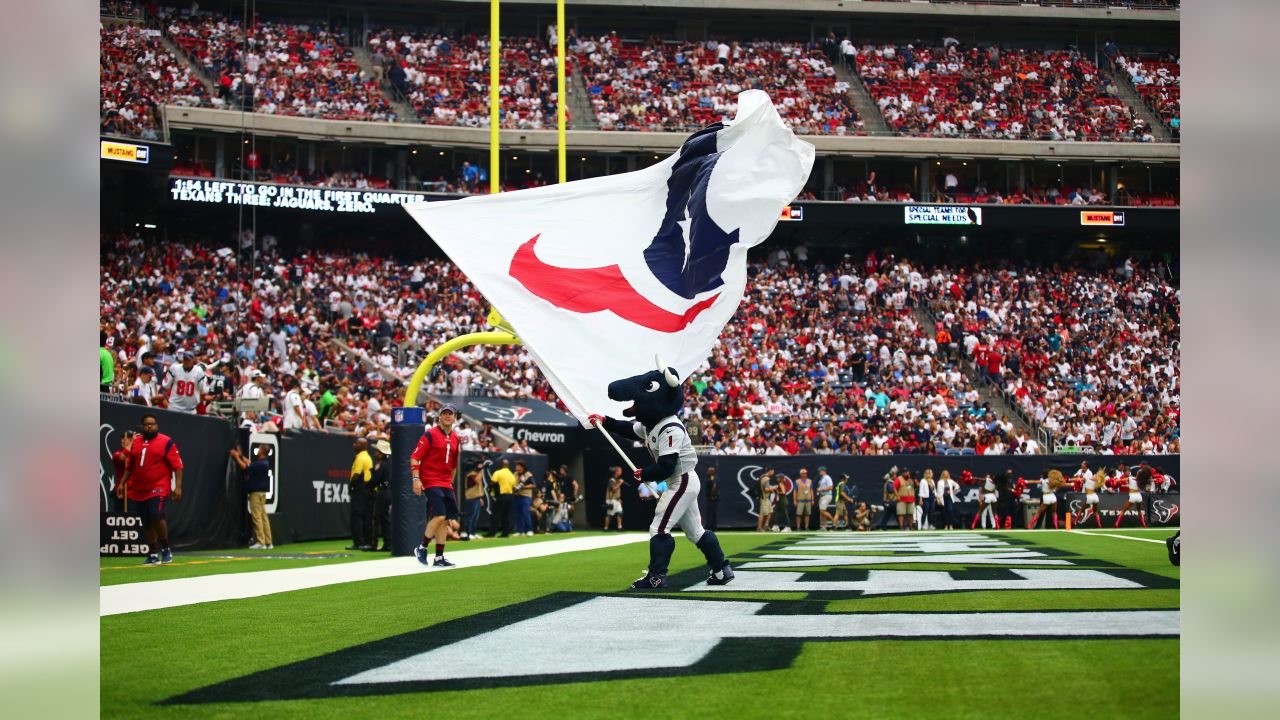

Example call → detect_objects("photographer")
755 469 777 532
460 460 489 541
230 445 273 549
876 467 899 530
604 466 625 531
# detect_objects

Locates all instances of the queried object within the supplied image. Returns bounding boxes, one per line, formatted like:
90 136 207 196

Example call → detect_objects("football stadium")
99 1 1180 717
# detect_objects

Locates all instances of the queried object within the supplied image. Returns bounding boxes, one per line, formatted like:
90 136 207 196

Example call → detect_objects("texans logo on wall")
468 401 535 423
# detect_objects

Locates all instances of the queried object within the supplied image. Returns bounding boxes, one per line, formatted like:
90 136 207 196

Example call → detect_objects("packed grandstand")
99 232 1179 458
100 3 1180 143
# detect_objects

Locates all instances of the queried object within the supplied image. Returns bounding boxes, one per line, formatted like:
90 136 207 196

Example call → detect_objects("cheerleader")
1074 467 1105 528
1027 469 1068 529
971 473 1000 529
1115 466 1151 528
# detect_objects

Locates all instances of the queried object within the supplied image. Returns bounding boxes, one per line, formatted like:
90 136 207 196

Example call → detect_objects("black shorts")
424 487 459 519
135 496 168 524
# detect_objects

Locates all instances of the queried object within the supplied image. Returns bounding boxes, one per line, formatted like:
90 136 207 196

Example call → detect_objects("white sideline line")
101 534 648 617
1071 529 1169 544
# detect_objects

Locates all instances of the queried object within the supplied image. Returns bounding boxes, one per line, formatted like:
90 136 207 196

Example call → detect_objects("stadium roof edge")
164 106 1181 163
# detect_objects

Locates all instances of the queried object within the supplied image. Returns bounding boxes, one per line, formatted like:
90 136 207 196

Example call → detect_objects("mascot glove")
633 468 645 482
585 413 606 428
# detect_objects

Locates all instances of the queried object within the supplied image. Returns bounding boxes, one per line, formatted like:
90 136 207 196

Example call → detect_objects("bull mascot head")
607 355 684 428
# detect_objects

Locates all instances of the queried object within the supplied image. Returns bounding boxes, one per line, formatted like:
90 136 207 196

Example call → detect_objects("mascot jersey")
622 415 698 479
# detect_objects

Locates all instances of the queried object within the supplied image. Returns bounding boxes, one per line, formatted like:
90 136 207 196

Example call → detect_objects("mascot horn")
587 356 734 590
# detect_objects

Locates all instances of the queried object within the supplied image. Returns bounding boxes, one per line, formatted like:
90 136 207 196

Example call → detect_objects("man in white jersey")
282 377 306 430
162 351 207 413
589 359 733 590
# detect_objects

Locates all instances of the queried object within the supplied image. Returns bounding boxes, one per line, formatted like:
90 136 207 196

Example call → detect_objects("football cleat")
433 557 456 568
707 564 735 586
629 573 668 590
1166 532 1180 566
414 546 430 565
160 548 173 564
142 554 160 566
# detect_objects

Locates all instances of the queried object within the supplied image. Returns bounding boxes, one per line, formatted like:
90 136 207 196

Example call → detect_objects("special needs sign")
168 178 433 213
904 205 982 225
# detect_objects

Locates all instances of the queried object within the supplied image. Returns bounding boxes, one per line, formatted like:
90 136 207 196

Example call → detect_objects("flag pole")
489 0 500 195
591 420 663 498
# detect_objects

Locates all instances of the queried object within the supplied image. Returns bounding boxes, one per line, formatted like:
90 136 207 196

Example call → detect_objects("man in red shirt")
116 414 183 565
410 404 461 567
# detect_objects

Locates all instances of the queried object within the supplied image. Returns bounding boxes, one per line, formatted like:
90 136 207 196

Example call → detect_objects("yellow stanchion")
556 0 566 183
402 309 520 408
489 0 501 195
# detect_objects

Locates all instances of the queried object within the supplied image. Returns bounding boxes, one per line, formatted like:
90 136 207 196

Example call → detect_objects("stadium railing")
925 0 1176 8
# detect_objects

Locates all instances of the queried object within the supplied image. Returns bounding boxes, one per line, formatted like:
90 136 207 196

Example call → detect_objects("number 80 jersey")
164 362 208 412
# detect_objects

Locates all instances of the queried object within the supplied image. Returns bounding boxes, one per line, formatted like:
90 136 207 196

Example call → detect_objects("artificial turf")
100 531 625 586
100 529 1178 719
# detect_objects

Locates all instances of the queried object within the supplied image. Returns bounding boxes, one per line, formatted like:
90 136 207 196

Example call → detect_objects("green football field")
100 528 1179 719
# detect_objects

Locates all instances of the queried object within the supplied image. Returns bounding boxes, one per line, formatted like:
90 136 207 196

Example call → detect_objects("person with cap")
837 472 858 530
162 350 207 413
128 365 159 406
348 436 375 551
794 468 814 530
370 439 393 552
411 403 462 566
816 466 836 530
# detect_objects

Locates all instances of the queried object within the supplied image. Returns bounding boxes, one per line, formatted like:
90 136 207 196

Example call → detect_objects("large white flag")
405 90 814 421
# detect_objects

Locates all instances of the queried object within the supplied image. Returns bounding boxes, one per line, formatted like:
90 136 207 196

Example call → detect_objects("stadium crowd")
854 42 1153 142
920 259 1181 455
576 33 860 134
1111 48 1180 137
102 6 1178 144
100 23 209 138
369 30 569 129
100 231 1179 456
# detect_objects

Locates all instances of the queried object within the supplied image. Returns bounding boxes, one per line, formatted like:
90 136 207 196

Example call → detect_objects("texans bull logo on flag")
405 90 815 421
508 124 737 333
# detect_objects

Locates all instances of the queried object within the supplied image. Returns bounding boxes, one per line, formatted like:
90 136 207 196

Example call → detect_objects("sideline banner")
582 446 1180 530
271 430 358 544
99 402 238 554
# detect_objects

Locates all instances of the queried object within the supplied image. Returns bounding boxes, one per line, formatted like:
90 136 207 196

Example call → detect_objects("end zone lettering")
1081 210 1126 226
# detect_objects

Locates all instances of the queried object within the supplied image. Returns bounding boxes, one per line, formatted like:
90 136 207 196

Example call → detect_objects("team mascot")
589 357 734 590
